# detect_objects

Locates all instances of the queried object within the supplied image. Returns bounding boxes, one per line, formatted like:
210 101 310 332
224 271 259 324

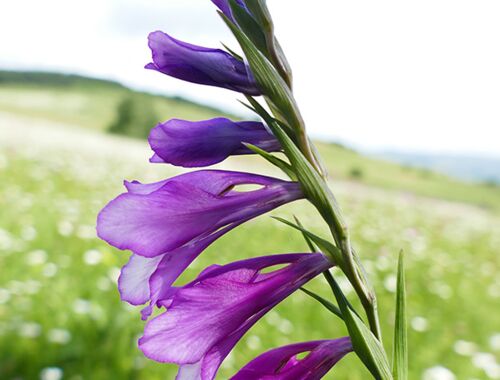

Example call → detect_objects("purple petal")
97 170 302 258
231 338 353 379
139 253 333 377
148 118 281 167
141 220 246 319
147 31 260 95
118 254 163 306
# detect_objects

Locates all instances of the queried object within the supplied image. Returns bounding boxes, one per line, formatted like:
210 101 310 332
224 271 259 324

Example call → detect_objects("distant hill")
376 151 500 185
1 70 499 212
0 70 236 134
0 70 126 89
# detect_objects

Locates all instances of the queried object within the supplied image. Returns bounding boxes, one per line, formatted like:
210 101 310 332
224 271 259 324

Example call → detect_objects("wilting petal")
146 31 259 95
232 338 353 380
149 118 281 167
97 170 302 258
139 253 333 379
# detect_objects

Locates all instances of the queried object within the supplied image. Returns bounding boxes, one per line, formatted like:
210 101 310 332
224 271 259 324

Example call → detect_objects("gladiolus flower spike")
96 1 403 379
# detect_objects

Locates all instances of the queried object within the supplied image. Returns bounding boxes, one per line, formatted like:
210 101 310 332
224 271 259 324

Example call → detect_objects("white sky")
1 0 499 156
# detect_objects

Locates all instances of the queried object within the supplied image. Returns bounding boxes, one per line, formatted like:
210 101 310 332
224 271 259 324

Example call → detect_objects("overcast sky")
1 0 499 156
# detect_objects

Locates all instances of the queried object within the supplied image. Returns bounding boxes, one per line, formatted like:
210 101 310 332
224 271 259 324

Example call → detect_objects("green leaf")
220 12 303 132
392 251 408 380
293 215 316 252
243 96 296 138
221 43 243 60
300 287 343 320
272 216 344 268
242 143 296 180
331 276 393 380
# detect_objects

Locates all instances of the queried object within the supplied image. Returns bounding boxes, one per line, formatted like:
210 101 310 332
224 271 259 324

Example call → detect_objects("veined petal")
139 253 333 379
97 170 302 258
149 118 280 167
232 338 353 379
147 31 260 95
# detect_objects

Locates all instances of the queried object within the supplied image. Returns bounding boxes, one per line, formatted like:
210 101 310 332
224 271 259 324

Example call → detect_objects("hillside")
0 70 499 213
1 71 499 379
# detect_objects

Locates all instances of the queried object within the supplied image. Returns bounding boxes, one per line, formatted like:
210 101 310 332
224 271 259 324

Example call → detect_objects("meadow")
0 74 499 379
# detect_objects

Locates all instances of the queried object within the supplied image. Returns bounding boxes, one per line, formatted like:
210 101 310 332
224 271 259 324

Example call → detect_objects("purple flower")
97 170 302 258
138 253 334 379
146 31 260 95
232 338 353 379
149 118 281 167
118 220 244 320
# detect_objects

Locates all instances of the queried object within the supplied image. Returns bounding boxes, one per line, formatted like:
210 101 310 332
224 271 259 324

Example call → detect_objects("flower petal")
139 254 333 372
147 31 260 95
97 170 302 257
149 118 280 167
231 338 353 379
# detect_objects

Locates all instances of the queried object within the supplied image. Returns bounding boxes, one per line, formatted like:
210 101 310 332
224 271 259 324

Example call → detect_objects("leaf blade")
392 251 408 380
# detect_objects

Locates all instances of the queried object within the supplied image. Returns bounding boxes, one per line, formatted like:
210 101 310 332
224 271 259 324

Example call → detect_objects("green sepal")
331 276 393 380
392 251 408 380
242 143 296 180
300 287 343 320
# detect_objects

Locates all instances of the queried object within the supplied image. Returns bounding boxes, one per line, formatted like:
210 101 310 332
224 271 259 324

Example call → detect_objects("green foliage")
392 251 408 380
0 71 234 134
0 135 499 379
1 74 499 379
108 94 160 139
350 167 364 179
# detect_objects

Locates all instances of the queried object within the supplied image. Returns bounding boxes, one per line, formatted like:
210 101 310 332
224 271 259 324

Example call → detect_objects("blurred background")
0 1 499 379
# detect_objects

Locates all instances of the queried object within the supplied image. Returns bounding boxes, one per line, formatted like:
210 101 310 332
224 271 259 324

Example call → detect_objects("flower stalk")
96 1 408 378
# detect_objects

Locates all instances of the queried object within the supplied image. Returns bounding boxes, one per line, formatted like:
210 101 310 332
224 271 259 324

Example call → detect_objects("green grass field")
1 74 499 379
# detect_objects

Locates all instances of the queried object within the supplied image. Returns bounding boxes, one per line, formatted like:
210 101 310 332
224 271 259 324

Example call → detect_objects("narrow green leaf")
331 276 393 380
293 216 316 252
243 96 296 138
300 287 343 320
272 216 344 268
221 43 243 60
220 12 303 132
392 251 408 380
242 143 296 180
